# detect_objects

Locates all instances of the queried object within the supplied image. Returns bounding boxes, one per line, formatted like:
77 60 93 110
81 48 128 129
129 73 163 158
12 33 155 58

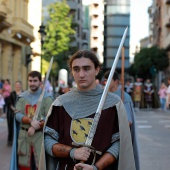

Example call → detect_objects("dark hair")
68 50 100 69
104 70 119 81
5 79 10 84
27 71 41 81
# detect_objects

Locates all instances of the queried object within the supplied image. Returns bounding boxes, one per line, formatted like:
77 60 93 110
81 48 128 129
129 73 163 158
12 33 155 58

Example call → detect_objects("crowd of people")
0 49 169 170
123 77 170 112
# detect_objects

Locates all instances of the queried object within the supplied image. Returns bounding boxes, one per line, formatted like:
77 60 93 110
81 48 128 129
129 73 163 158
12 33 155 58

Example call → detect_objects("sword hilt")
72 142 102 170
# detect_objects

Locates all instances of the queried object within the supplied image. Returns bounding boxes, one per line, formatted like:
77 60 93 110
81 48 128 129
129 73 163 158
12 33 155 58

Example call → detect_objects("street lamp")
38 23 46 73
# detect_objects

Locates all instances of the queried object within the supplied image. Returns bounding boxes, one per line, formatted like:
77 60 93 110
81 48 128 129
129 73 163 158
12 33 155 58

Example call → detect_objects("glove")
31 119 40 130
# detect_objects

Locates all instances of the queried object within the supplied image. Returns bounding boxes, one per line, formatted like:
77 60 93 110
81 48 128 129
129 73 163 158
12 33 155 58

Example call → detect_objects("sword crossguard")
72 142 102 167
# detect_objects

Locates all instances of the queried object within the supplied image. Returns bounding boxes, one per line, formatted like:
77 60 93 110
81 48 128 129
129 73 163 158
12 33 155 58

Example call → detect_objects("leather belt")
21 127 29 131
21 127 42 132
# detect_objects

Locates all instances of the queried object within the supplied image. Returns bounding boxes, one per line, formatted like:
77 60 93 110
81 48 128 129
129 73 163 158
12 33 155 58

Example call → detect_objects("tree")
128 46 169 80
42 0 76 76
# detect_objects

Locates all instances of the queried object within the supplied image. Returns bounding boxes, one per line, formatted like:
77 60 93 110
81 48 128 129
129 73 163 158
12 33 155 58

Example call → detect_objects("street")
0 109 170 170
136 109 170 170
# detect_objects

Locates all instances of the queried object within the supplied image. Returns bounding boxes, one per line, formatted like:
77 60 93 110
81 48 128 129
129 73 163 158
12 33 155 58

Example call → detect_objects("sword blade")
33 57 54 120
85 27 128 146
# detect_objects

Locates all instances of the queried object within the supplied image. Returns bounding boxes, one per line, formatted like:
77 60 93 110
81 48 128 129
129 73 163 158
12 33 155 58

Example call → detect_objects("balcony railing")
165 17 170 28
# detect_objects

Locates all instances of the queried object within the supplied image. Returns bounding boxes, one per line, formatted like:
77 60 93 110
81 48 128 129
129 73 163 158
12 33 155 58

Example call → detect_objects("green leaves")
42 1 76 76
129 46 169 79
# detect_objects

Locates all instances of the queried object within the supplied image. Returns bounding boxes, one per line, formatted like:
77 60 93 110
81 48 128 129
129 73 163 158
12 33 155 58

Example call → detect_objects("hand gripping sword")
28 57 53 136
73 27 128 167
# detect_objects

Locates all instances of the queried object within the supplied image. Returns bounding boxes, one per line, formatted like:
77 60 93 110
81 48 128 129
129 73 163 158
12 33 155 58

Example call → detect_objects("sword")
33 56 54 120
73 28 128 168
85 27 128 147
27 57 53 136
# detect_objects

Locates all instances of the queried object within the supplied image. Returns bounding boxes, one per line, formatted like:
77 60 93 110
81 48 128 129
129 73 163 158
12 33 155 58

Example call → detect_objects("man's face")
28 76 41 92
71 57 99 91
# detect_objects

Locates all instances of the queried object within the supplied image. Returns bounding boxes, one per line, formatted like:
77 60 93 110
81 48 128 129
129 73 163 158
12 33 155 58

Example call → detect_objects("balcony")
0 15 11 32
0 4 12 32
11 17 34 44
166 0 170 5
164 34 170 50
91 19 100 27
165 18 170 28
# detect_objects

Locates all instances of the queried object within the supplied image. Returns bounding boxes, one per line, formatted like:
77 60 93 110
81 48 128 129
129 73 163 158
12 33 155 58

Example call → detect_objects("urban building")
140 37 150 48
82 3 90 50
89 0 104 64
0 0 42 90
103 0 130 73
148 0 170 82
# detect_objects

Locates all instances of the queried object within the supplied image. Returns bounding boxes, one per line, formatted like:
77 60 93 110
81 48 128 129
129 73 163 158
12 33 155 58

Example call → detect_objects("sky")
82 0 153 57
130 0 152 57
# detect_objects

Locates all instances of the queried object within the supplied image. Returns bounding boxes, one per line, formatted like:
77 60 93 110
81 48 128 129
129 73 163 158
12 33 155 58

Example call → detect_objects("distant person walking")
166 78 170 109
158 82 167 111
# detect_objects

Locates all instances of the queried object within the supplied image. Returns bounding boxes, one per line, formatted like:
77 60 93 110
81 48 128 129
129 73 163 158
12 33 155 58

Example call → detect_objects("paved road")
0 119 11 170
0 109 170 170
136 109 170 170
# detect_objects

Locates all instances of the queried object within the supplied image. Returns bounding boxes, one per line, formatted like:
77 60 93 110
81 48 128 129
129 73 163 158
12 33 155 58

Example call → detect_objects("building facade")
148 0 170 80
89 0 104 64
103 0 130 72
0 0 42 90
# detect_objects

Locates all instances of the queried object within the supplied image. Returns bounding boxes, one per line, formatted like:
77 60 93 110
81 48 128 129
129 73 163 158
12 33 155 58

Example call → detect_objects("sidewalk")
0 118 12 170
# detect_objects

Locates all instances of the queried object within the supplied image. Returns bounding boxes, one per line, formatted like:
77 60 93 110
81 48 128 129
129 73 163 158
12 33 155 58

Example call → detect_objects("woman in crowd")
158 82 167 111
2 79 11 114
7 81 22 146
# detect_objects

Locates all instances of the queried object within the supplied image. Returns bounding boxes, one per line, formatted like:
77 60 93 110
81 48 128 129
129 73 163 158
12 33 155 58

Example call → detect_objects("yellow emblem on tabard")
71 118 93 143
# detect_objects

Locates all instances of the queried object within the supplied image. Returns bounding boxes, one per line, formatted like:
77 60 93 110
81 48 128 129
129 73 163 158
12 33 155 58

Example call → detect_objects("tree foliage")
128 46 169 80
42 1 76 76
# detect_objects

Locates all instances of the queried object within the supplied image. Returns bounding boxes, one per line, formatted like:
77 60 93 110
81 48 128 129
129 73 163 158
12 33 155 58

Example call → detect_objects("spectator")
143 79 154 109
7 81 23 146
2 79 11 114
158 82 167 111
0 89 5 122
166 78 170 109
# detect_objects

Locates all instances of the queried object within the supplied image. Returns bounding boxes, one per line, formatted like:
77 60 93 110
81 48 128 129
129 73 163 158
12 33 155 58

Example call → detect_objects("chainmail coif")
55 85 121 119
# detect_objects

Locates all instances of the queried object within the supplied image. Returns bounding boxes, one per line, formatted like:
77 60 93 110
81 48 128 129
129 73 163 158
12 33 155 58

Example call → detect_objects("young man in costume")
104 70 140 170
133 78 143 110
39 50 135 170
10 71 53 170
143 78 154 109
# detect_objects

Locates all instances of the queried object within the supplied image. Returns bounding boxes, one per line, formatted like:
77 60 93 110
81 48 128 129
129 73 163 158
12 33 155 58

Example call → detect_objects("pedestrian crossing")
136 118 170 129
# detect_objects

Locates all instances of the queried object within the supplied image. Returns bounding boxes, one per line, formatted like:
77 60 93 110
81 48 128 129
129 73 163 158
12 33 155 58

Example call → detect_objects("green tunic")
15 89 53 168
